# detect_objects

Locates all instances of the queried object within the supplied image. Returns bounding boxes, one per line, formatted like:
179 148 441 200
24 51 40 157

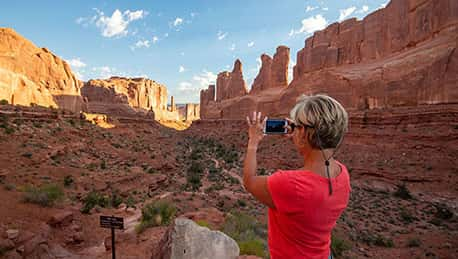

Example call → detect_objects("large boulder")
152 218 240 259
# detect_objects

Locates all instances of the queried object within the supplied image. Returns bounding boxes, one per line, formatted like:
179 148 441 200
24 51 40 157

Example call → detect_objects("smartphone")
264 119 287 134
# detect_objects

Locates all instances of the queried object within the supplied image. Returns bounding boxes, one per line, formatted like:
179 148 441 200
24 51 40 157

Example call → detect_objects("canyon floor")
0 104 457 259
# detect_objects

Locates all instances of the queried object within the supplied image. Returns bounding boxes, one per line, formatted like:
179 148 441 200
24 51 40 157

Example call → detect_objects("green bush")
125 195 136 210
0 99 8 105
187 161 203 191
23 184 64 207
80 191 109 214
63 175 74 187
222 211 267 257
394 184 412 200
407 238 421 247
331 235 351 257
136 201 176 233
195 219 210 228
239 239 266 257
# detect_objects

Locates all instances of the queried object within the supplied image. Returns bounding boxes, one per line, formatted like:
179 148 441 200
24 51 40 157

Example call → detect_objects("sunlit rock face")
250 46 290 94
82 76 180 120
0 28 86 112
200 0 458 120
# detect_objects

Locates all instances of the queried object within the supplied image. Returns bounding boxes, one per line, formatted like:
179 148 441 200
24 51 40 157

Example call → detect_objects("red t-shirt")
267 161 351 259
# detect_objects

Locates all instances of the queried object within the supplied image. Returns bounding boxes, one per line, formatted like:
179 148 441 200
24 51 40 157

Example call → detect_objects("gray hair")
290 94 348 149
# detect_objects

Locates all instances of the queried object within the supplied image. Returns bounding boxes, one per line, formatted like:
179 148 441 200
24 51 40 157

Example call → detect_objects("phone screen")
264 119 287 134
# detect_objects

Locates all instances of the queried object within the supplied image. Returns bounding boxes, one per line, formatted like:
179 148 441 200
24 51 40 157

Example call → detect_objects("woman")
243 94 351 259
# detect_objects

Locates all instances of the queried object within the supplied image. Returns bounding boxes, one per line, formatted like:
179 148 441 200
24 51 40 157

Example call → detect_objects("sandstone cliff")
0 28 86 112
177 103 200 121
251 46 290 94
200 0 458 120
82 77 179 120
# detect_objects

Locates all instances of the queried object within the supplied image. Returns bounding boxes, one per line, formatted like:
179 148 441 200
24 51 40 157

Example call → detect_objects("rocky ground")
0 104 457 258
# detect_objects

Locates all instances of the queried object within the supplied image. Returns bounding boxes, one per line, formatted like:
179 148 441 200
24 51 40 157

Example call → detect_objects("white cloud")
339 7 357 21
247 41 255 47
179 66 186 73
92 66 116 79
94 9 147 37
163 33 169 38
289 14 327 36
173 17 183 26
190 12 198 18
67 58 86 68
322 7 329 11
217 31 228 40
306 6 318 12
136 40 150 48
75 17 85 24
192 70 217 88
229 43 236 51
125 10 145 21
152 36 159 44
356 5 369 14
256 57 262 71
288 60 296 83
176 70 217 101
180 52 185 56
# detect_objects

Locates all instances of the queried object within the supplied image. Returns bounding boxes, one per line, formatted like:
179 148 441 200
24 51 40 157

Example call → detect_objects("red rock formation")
201 0 458 120
169 96 176 112
251 46 290 94
185 103 200 121
0 28 86 112
226 59 248 99
82 77 179 120
215 60 248 101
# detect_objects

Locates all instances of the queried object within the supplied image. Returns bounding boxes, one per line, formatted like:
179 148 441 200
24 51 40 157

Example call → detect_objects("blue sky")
0 0 388 103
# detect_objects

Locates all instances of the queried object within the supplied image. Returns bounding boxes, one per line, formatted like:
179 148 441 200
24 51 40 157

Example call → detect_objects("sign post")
100 215 124 259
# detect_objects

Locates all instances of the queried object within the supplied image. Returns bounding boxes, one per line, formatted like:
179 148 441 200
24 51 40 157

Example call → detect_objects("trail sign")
100 215 124 259
100 215 124 229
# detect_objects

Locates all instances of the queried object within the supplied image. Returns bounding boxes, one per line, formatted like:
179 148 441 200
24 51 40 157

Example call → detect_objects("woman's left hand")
246 111 267 147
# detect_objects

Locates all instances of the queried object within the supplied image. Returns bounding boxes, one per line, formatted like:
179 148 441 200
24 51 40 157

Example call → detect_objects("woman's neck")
302 149 337 178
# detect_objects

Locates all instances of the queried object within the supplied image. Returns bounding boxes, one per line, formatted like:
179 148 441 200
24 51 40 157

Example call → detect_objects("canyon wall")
82 77 179 121
177 104 200 121
200 0 458 120
250 46 290 94
0 28 86 112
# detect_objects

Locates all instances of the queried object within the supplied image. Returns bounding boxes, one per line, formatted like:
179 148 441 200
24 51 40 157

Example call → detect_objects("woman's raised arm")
243 111 275 209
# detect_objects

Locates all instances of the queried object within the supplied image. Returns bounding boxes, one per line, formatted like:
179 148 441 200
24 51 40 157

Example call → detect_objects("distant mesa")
0 28 86 113
200 0 458 120
0 28 199 121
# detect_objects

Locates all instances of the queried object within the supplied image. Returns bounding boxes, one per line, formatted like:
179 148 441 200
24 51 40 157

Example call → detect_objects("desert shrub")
23 184 64 207
4 127 14 134
400 208 415 223
0 99 8 105
374 235 394 247
331 235 351 257
195 219 210 228
237 199 247 207
222 211 267 257
80 191 109 214
101 160 107 170
63 175 74 187
125 195 136 210
434 204 453 220
394 184 412 200
407 238 421 247
186 161 203 191
136 201 176 233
